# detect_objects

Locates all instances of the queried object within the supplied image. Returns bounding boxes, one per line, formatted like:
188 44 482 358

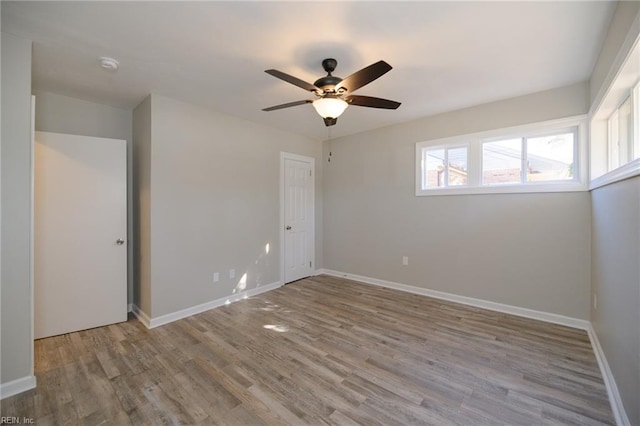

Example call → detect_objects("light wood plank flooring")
1 275 614 425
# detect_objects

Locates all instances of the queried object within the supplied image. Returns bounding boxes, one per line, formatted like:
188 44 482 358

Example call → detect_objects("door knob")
285 226 292 230
116 238 125 245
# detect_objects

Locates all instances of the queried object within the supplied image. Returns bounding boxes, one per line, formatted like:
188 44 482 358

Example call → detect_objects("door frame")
279 152 315 285
29 96 36 379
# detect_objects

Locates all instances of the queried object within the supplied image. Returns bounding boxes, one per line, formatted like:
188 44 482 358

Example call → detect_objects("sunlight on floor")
263 324 289 333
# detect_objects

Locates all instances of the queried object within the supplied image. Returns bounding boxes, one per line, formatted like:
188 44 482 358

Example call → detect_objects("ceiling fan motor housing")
314 75 342 92
315 58 343 92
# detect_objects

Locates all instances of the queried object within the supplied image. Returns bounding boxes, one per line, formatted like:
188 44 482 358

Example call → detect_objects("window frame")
415 115 587 196
607 93 635 171
591 81 640 190
589 31 640 190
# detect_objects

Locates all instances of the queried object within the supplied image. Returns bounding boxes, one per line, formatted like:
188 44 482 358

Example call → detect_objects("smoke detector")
98 57 119 71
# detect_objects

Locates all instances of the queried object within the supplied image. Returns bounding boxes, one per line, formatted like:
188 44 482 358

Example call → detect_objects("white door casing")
281 153 314 284
34 131 127 339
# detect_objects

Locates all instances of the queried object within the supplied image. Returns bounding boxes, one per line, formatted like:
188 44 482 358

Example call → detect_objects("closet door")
283 154 314 283
35 131 127 339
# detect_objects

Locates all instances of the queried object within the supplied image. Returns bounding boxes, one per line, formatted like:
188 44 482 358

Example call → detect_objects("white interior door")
282 154 314 283
35 131 127 339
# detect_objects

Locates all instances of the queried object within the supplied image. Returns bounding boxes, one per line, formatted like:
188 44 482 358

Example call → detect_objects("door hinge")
309 170 312 177
309 261 312 268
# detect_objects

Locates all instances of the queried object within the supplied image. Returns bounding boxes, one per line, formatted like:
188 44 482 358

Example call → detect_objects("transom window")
606 86 638 172
416 117 586 196
590 33 640 189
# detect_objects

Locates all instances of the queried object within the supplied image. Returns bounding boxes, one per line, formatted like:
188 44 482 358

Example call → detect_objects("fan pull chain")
327 127 333 162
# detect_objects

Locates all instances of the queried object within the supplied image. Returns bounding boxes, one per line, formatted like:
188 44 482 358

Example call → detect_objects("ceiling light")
98 57 119 71
312 97 348 119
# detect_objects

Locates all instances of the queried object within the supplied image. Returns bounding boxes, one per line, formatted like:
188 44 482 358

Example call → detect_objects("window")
607 94 634 171
482 138 522 185
422 146 468 188
590 34 640 189
481 133 575 186
416 117 585 196
526 132 574 182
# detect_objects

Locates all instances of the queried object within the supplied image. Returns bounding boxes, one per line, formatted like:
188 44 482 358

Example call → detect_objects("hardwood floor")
2 275 614 425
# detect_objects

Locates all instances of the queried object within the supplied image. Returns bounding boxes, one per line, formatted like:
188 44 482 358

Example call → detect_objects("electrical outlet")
213 272 219 283
402 256 409 266
230 269 235 279
593 294 597 310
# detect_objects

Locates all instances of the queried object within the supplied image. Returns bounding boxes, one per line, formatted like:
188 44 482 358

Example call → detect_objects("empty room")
1 1 639 425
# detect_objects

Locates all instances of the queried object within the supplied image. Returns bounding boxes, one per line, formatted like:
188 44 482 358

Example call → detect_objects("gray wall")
33 91 134 304
1 32 33 385
34 91 132 142
135 94 322 318
591 177 640 425
589 3 640 424
132 96 152 315
323 82 592 319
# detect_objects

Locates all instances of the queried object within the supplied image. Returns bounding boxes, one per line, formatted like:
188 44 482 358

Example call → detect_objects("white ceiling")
2 1 616 141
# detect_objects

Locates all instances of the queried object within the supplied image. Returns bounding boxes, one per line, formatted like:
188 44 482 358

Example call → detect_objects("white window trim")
415 115 588 196
589 157 640 191
591 83 640 188
589 28 640 187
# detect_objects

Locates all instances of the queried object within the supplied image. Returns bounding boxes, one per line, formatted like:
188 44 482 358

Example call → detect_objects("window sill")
416 182 588 197
590 158 640 190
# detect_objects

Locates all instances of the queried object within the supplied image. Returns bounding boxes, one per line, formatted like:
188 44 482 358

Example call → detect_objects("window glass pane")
634 84 640 160
618 96 632 164
608 110 620 170
526 133 574 182
482 139 522 185
424 148 445 188
447 147 468 186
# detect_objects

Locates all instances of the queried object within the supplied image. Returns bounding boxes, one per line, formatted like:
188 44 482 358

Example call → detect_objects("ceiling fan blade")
345 95 401 109
262 100 312 112
265 69 318 93
334 60 392 93
323 117 337 127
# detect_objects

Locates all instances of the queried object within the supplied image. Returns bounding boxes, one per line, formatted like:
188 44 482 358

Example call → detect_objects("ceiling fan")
262 58 401 127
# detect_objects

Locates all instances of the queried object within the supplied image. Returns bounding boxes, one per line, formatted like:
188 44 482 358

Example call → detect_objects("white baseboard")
318 269 590 330
0 375 36 400
587 325 631 426
131 304 152 328
132 281 283 329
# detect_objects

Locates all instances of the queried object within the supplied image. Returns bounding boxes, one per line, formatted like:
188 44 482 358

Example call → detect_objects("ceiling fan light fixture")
312 97 348 119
